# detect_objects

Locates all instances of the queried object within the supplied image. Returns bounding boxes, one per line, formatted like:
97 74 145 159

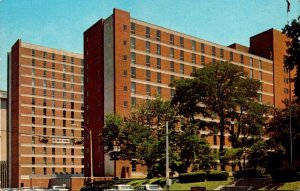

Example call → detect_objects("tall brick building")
84 9 292 178
8 40 84 188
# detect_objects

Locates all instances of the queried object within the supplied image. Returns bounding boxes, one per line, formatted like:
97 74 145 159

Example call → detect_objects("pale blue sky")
0 0 299 91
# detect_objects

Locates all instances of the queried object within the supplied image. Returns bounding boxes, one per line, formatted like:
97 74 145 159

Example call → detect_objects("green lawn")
168 178 233 190
259 181 300 190
126 178 233 190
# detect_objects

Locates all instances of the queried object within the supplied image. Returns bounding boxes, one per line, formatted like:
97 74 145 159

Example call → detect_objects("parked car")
104 185 134 191
48 185 68 191
135 185 163 191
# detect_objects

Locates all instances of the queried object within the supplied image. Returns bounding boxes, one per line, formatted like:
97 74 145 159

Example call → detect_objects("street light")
73 124 94 181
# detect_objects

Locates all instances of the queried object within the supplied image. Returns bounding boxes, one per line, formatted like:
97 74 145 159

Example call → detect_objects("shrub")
233 168 264 179
207 171 229 181
179 171 207 183
271 168 300 182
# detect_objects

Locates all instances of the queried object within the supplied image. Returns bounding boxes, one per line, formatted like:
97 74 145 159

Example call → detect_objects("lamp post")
73 124 93 181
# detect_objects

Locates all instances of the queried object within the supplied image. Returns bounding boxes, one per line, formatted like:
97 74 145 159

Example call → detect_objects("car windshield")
149 186 161 190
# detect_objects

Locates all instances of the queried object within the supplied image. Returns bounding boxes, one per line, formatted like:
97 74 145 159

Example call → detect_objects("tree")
282 16 300 101
266 102 300 167
176 124 213 172
101 97 179 177
172 62 263 170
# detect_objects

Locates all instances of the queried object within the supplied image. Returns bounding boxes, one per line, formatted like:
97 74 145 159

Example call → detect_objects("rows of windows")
30 166 84 175
31 49 83 66
130 24 268 70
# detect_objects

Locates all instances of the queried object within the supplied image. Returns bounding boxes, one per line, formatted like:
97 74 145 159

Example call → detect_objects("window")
284 88 289 94
32 59 35 66
131 53 136 64
220 49 224 58
201 43 205 53
131 67 136 78
52 148 55 155
131 82 136 94
157 58 161 69
123 55 127 61
170 48 174 58
146 55 150 67
32 68 35 75
52 128 55 135
250 58 253 67
192 53 196 64
170 75 174 83
192 40 196 51
180 50 184 61
32 107 35 115
170 61 174 72
123 86 127 92
213 135 217 145
201 56 205 65
259 60 262 69
32 97 35 105
131 97 136 108
52 62 55 69
131 37 135 49
170 34 174 45
124 101 128 108
259 71 262 80
32 157 35 164
146 70 150 81
71 65 74 73
71 57 74 64
157 72 161 83
212 46 216 56
146 85 151 96
284 78 289 84
192 66 196 74
32 78 35 86
63 55 66 62
131 23 135 34
157 87 161 96
146 42 150 53
250 69 253 78
171 89 175 98
156 30 161 41
43 108 46 116
240 54 244 63
123 24 127 31
146 27 150 38
43 118 46 125
123 40 127 46
180 37 184 48
230 52 233 61
52 53 55 60
43 52 47 58
157 44 161 55
212 58 216 63
180 64 184 74
123 70 127 77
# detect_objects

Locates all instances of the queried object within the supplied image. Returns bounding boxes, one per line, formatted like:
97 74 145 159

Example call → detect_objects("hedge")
233 168 264 179
270 168 300 182
207 171 229 181
179 171 207 183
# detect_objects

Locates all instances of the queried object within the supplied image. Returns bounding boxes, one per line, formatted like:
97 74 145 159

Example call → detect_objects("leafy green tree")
172 62 263 170
282 16 300 101
101 97 179 177
176 124 213 172
266 103 300 167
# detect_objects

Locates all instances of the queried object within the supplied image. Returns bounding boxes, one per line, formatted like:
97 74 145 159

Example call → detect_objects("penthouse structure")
8 40 84 188
84 9 291 178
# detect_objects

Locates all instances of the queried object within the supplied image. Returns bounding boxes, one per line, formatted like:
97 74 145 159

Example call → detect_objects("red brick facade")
8 40 84 188
84 9 292 178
